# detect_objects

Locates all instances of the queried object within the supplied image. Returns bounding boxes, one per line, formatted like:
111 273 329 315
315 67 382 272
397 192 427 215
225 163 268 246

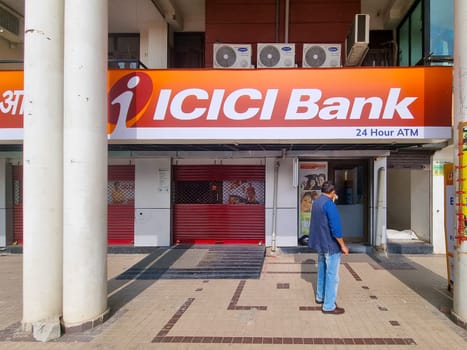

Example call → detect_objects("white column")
62 0 108 329
0 159 7 248
453 0 467 325
22 0 63 332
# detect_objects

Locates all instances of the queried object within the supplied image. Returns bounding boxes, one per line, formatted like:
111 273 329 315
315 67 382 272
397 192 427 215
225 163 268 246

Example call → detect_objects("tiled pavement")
0 246 467 349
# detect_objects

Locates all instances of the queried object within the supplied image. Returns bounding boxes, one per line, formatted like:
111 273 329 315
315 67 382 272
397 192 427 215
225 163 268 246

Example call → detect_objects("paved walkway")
1 246 467 349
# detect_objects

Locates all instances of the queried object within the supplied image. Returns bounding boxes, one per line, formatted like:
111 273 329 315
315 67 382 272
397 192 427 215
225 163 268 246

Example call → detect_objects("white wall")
265 158 298 247
177 0 206 32
432 145 454 254
140 22 168 68
432 173 446 253
372 157 387 247
411 169 430 241
134 158 171 246
387 167 431 242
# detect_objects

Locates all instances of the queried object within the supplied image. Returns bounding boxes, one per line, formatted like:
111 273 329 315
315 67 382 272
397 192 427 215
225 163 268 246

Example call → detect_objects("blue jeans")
315 252 342 311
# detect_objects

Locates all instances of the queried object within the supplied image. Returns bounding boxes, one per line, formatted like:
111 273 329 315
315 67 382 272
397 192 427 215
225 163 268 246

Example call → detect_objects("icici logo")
108 72 153 134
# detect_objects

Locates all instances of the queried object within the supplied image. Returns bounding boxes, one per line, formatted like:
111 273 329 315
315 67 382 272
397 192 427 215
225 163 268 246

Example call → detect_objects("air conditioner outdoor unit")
257 43 295 68
345 14 370 66
302 44 341 68
0 3 23 43
213 43 252 68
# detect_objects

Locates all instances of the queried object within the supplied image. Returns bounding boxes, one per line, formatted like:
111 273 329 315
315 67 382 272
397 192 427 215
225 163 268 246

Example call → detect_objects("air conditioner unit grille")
213 44 252 68
304 46 326 67
257 43 295 68
356 14 367 42
302 44 341 68
215 45 237 68
258 45 281 67
0 7 19 36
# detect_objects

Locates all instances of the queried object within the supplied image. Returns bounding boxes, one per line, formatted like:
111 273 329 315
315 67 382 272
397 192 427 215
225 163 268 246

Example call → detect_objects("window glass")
410 1 423 65
108 34 140 69
398 20 410 66
430 0 453 56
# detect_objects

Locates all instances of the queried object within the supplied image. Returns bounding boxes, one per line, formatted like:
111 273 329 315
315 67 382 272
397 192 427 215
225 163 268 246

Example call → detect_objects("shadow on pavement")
107 247 188 315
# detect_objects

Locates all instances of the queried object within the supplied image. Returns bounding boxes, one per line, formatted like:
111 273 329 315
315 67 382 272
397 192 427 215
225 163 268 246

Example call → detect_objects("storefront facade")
0 66 452 248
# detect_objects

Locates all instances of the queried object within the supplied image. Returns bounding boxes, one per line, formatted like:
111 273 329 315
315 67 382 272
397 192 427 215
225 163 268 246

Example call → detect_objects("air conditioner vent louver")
0 3 23 43
302 44 341 68
257 43 295 68
213 43 252 69
345 14 370 66
0 6 19 36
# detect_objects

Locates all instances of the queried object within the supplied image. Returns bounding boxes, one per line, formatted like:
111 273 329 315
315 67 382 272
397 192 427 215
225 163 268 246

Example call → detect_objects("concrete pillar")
0 159 7 248
22 0 64 336
453 0 467 326
62 0 109 330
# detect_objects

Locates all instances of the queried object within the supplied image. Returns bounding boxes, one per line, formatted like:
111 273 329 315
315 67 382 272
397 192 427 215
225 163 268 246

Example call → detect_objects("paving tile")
0 250 466 349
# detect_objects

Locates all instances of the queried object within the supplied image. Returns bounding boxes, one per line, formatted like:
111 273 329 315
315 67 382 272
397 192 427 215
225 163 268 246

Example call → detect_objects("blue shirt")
307 194 343 254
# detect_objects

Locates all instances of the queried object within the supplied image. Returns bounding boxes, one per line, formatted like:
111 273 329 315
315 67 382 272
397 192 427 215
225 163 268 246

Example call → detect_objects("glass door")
330 160 368 243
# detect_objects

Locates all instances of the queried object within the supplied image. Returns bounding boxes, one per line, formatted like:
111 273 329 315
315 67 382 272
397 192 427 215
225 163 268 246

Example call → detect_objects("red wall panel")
206 0 360 67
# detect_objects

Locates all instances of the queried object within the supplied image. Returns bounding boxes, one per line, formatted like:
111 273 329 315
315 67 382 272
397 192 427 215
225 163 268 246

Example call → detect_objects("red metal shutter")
108 165 135 244
12 165 135 245
173 165 265 244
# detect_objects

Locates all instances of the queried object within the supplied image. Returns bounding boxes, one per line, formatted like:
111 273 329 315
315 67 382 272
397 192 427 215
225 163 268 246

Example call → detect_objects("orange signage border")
0 67 453 141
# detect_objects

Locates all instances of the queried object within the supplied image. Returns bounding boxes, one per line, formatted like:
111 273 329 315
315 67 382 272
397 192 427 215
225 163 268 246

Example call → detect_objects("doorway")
329 160 369 243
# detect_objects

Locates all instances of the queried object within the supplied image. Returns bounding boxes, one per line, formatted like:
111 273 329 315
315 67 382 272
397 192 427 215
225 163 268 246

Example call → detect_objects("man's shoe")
322 306 345 314
315 299 323 304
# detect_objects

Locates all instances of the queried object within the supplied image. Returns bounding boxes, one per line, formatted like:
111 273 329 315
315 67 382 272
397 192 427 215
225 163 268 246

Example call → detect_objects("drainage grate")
116 245 265 280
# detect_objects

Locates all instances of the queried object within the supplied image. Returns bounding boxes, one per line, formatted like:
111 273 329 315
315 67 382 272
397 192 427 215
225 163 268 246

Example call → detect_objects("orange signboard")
0 67 453 142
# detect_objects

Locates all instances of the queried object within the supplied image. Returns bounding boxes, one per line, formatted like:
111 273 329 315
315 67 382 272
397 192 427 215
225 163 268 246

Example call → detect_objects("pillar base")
62 308 110 334
451 310 467 330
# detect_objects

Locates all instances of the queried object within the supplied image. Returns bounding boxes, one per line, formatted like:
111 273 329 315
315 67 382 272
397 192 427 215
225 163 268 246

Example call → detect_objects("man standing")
308 181 349 314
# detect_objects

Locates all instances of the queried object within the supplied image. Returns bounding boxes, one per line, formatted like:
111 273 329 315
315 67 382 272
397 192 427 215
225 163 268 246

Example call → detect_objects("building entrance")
298 159 369 245
172 165 265 244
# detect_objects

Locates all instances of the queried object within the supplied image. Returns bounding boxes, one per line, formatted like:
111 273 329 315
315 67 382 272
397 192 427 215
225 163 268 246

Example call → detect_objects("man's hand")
336 237 349 256
341 244 349 256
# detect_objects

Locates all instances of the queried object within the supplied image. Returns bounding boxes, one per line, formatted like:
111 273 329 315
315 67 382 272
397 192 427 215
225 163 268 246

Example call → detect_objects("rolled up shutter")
173 165 265 244
108 165 135 244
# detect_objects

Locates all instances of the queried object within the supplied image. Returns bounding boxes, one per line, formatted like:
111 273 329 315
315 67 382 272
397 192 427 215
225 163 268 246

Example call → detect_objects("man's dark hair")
321 181 335 194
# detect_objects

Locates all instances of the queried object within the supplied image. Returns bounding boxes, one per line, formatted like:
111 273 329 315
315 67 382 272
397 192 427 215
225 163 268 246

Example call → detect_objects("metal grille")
173 165 265 244
0 6 20 36
175 180 265 205
107 180 134 204
14 179 21 205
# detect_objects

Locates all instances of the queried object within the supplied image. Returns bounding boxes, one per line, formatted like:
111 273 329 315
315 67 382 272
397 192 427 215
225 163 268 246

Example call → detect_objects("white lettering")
150 87 417 122
319 97 349 120
224 88 261 120
260 89 278 120
382 88 417 119
351 97 383 119
171 88 208 120
285 89 321 119
0 90 24 115
153 89 171 120
111 76 139 130
207 89 225 120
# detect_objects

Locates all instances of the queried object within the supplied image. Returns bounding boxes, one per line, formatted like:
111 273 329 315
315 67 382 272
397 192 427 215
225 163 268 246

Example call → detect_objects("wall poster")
298 161 328 245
